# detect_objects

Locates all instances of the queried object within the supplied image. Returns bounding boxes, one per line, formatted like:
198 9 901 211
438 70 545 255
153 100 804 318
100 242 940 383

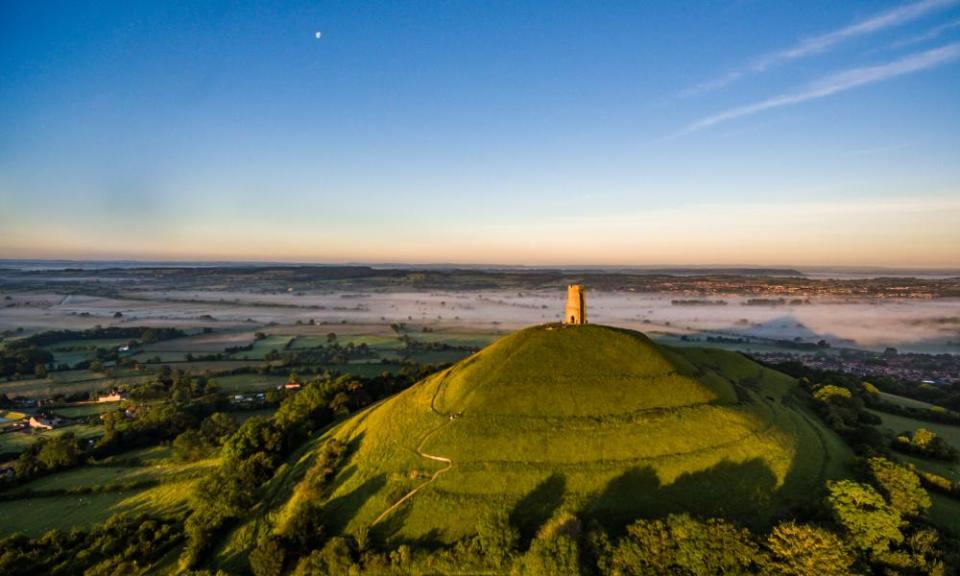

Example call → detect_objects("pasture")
0 447 216 537
0 423 103 455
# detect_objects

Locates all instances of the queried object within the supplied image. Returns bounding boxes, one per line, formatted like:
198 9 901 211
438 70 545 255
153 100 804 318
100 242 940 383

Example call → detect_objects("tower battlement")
564 284 586 325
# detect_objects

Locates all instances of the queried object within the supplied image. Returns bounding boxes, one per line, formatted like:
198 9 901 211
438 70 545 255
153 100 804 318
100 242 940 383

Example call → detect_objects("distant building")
97 391 127 403
564 284 587 325
29 413 64 430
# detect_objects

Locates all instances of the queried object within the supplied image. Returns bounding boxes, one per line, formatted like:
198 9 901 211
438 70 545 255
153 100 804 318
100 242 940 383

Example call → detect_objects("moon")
315 31 322 39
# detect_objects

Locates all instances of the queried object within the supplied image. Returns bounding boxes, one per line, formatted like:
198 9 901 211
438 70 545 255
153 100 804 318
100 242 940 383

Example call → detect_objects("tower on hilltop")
564 284 586 325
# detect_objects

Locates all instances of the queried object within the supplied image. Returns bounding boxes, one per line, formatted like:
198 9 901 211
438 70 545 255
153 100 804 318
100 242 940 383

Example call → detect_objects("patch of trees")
868 397 960 427
0 513 181 576
268 341 377 365
11 433 83 480
180 375 370 568
14 326 185 348
171 412 239 462
0 346 53 378
231 457 953 575
398 335 479 357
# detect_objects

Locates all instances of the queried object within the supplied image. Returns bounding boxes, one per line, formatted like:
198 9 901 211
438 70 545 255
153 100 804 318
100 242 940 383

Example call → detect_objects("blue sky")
1 1 959 266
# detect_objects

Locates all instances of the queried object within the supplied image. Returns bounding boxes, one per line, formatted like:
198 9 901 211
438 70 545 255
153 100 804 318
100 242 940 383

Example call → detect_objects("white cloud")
685 0 960 96
680 42 960 135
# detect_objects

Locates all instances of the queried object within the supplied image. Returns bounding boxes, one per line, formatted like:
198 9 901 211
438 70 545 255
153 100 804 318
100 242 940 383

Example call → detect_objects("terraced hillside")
217 324 851 563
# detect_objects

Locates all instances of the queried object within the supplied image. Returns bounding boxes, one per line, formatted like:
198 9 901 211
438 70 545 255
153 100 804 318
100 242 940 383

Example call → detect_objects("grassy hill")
214 324 851 566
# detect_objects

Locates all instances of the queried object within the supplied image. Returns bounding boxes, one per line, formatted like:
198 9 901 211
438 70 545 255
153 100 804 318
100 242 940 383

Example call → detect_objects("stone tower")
564 284 586 325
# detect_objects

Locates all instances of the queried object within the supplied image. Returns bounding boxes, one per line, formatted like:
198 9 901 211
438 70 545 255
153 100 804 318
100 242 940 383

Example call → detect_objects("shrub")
866 457 930 518
826 480 903 557
764 521 854 576
250 536 287 576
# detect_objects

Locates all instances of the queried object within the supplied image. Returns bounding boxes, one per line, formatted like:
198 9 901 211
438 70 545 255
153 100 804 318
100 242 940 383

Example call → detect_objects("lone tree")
764 521 854 576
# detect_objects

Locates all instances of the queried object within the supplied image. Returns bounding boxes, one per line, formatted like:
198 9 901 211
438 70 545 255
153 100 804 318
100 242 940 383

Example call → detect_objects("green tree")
172 429 209 462
764 521 855 576
867 457 931 518
826 480 903 557
513 534 580 576
610 514 762 575
291 538 358 575
249 536 286 576
476 510 519 568
200 412 238 445
36 433 81 470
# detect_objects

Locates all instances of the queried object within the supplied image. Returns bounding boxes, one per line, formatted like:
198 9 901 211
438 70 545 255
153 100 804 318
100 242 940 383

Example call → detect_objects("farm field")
52 402 122 418
0 423 103 455
867 408 960 448
867 401 960 529
215 373 288 393
878 391 954 413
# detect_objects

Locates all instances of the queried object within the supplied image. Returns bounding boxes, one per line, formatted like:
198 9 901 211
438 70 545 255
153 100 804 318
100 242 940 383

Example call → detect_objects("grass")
878 391 953 413
8 455 217 494
216 323 850 560
868 409 960 447
0 423 103 455
869 406 960 512
0 481 198 538
231 335 294 360
406 332 497 348
215 373 288 393
44 339 130 366
0 448 214 537
0 369 153 399
929 493 960 534
52 403 120 418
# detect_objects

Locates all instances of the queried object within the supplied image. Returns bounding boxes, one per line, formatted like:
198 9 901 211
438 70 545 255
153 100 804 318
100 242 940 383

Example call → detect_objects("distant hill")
214 324 850 566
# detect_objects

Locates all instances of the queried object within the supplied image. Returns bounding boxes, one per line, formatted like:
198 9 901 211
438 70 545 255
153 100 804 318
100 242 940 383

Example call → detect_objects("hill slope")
216 324 851 564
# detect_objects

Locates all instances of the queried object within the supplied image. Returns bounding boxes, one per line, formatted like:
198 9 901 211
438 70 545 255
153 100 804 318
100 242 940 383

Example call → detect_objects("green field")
213 324 850 565
52 403 122 418
868 408 960 447
0 423 103 455
878 391 954 413
406 331 498 348
215 373 288 392
231 335 294 360
0 446 215 537
0 369 153 400
44 338 131 367
868 402 960 532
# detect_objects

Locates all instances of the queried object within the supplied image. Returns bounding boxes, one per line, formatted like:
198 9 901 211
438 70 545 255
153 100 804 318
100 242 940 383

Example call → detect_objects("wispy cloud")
890 17 960 48
685 0 959 96
679 42 960 135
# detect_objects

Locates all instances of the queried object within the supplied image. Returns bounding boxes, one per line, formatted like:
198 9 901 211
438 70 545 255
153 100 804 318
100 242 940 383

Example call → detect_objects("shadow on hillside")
324 432 366 496
582 458 778 536
323 473 387 535
510 472 566 549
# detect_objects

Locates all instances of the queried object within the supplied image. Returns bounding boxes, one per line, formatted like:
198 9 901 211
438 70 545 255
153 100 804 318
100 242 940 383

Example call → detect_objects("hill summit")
220 324 851 560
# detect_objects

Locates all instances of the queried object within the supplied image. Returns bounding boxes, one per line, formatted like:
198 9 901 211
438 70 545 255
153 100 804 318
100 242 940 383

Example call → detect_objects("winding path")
370 373 456 526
